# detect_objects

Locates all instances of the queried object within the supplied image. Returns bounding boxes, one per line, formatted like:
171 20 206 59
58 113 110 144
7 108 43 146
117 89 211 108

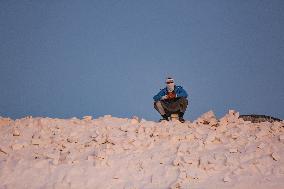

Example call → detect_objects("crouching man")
153 77 188 123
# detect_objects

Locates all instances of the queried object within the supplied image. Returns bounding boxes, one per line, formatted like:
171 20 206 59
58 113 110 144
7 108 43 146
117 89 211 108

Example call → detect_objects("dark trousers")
154 97 188 116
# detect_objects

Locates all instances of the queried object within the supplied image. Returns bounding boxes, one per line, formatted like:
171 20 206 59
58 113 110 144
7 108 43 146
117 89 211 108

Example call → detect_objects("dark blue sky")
1 0 283 120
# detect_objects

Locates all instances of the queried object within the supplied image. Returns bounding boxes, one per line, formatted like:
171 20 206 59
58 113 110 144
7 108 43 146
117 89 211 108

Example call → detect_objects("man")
153 77 188 123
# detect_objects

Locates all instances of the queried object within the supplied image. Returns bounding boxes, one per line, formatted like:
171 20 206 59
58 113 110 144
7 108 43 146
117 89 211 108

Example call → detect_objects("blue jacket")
153 85 188 101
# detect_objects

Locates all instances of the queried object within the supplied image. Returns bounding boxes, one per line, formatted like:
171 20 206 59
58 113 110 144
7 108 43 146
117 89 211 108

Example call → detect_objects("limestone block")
31 138 42 145
132 140 141 147
220 110 240 124
219 117 229 126
185 133 194 141
255 130 268 138
270 125 280 132
52 158 59 165
45 151 59 159
229 148 238 153
240 153 254 163
209 118 218 126
11 143 24 150
104 115 112 118
173 157 182 166
279 135 284 142
0 146 10 154
0 118 12 127
271 152 280 161
67 137 78 143
183 156 198 166
196 110 219 127
170 180 182 189
195 127 209 135
33 160 49 169
225 156 239 167
87 155 94 161
219 136 229 144
223 176 232 182
257 143 266 149
177 143 188 153
205 133 216 144
199 156 208 169
216 125 227 133
231 133 239 139
254 163 270 175
228 110 234 115
130 116 139 124
83 115 92 121
178 170 187 180
232 168 243 175
12 129 20 136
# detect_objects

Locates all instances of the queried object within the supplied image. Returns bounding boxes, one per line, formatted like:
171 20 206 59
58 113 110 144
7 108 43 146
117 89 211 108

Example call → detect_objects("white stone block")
231 133 239 139
223 176 232 182
279 135 284 142
12 143 23 150
229 148 238 153
257 143 266 149
31 139 42 145
271 152 280 161
0 146 9 154
83 116 92 121
87 155 94 161
255 130 267 138
229 110 235 115
12 129 20 136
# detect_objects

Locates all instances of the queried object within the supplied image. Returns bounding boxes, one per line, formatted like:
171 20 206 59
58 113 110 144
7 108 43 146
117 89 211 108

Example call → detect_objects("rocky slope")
0 110 283 189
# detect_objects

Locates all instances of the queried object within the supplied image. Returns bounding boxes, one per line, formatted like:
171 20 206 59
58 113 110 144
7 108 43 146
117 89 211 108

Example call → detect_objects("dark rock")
239 114 282 123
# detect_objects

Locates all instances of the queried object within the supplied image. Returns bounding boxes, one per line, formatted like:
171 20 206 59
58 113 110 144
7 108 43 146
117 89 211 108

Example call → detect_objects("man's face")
166 81 175 91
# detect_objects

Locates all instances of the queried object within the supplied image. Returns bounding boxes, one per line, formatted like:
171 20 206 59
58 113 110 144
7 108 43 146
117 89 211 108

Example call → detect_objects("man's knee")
154 101 166 115
154 100 161 109
179 97 188 105
178 97 188 113
154 100 162 107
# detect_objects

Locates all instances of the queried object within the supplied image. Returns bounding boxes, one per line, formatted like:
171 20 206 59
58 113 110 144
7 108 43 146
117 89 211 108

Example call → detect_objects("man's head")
165 77 175 92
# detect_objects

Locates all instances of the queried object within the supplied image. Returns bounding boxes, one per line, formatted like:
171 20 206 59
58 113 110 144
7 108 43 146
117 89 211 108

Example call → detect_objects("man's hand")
167 92 176 99
161 95 168 100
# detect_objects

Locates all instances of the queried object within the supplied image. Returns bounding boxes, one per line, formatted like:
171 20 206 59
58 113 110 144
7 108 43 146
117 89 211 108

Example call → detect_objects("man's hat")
165 77 174 84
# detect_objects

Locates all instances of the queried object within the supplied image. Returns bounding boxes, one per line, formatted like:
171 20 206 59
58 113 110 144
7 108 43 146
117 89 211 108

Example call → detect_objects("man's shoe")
159 114 169 122
159 118 169 122
178 112 185 123
179 117 185 123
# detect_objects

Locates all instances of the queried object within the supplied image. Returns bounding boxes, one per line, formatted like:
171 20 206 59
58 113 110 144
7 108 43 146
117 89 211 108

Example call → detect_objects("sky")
0 0 283 121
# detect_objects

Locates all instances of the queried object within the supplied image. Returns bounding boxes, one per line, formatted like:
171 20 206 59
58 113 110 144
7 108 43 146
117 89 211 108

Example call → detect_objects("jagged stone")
12 129 20 136
223 176 232 182
205 133 216 144
0 117 12 127
83 115 92 121
279 135 284 142
196 110 218 126
255 130 268 138
219 110 240 124
229 148 238 153
131 116 140 124
0 146 10 154
239 114 281 123
257 143 266 149
11 143 24 150
87 155 94 161
271 152 280 161
31 139 42 145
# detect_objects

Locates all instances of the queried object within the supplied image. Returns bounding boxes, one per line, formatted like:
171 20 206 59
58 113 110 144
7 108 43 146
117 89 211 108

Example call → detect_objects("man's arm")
153 89 167 101
176 86 188 98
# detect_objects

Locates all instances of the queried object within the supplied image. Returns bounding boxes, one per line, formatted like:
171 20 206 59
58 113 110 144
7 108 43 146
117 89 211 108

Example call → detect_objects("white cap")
165 77 174 83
